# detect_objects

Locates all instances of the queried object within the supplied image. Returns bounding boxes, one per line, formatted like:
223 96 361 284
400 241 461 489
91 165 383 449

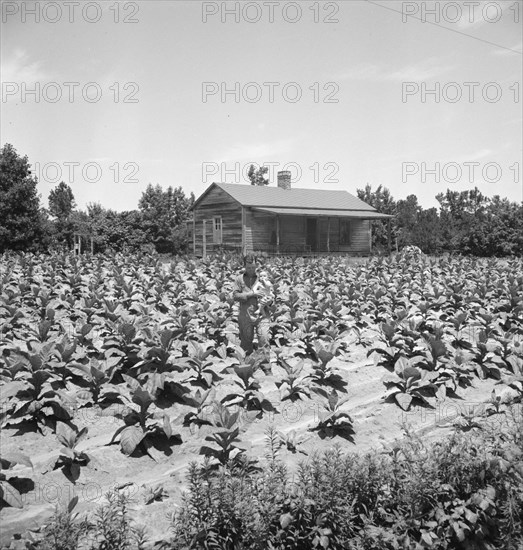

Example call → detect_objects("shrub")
9 492 148 550
166 407 523 550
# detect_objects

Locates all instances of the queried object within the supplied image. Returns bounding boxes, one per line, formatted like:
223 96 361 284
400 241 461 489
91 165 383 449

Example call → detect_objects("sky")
1 0 522 212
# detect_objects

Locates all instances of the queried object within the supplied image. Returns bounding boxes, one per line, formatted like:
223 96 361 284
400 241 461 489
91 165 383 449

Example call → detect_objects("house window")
340 220 351 245
186 218 193 239
213 216 222 244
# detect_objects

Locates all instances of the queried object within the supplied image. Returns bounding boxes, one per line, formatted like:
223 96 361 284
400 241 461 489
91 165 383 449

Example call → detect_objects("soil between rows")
0 344 502 547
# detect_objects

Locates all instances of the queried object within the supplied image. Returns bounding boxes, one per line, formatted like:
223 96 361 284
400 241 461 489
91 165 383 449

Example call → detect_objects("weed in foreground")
165 406 523 550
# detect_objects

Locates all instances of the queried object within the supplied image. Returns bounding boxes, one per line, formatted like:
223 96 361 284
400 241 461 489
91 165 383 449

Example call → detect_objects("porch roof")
252 207 393 219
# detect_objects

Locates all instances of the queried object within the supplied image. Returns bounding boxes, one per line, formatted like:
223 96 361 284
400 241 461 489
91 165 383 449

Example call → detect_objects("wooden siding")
349 219 371 253
244 210 267 252
318 218 370 253
245 209 371 254
246 211 301 251
193 191 372 255
193 186 242 255
246 211 307 252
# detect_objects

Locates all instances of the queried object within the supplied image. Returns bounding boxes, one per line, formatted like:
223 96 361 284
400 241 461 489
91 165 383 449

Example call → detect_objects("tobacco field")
0 251 522 549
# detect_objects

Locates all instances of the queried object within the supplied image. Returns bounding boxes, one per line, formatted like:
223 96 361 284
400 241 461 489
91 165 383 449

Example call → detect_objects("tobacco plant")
4 368 75 434
68 357 122 406
309 341 347 394
182 340 224 388
44 422 90 482
275 357 311 402
308 389 354 441
0 452 33 508
381 357 441 411
199 403 246 466
221 364 275 416
470 330 504 380
109 375 180 461
181 387 215 432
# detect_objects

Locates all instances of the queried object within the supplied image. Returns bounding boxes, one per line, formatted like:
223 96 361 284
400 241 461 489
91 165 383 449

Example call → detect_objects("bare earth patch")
0 346 503 546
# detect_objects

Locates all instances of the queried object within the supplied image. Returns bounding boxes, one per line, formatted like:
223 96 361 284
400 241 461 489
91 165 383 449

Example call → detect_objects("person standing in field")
232 254 273 356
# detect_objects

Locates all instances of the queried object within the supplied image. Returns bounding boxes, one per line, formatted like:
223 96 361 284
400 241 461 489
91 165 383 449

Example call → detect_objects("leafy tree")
49 181 76 221
356 184 397 250
69 204 149 254
357 183 396 213
71 203 121 253
462 196 523 256
0 143 45 252
84 202 112 251
431 188 522 256
435 188 489 252
139 184 193 253
86 203 121 252
247 165 269 186
411 207 443 254
396 194 421 248
48 181 77 247
106 210 149 252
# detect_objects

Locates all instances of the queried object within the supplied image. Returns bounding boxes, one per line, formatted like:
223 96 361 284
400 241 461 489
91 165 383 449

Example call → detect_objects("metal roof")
252 207 392 219
194 182 379 212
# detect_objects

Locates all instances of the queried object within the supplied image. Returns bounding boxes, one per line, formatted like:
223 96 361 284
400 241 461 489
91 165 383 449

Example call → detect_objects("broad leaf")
163 415 173 438
59 447 76 461
120 426 145 455
0 481 23 508
280 513 293 528
395 393 413 411
0 452 33 470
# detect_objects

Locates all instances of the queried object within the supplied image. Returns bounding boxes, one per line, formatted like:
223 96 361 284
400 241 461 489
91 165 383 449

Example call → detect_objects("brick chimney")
277 170 291 190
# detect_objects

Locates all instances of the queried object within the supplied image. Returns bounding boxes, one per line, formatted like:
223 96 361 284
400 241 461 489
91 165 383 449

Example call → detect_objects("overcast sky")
1 0 522 211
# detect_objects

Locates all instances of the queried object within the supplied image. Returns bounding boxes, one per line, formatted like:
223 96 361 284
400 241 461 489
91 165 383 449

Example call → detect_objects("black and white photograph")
1 0 522 547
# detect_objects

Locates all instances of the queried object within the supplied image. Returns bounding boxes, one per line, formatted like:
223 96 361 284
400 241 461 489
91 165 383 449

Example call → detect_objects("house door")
213 217 222 245
306 218 317 251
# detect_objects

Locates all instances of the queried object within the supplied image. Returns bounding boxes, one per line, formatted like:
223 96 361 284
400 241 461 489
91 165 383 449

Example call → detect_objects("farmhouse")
190 171 392 256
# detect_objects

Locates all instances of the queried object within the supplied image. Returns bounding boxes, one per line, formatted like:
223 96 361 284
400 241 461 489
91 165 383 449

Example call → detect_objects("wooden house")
190 171 392 256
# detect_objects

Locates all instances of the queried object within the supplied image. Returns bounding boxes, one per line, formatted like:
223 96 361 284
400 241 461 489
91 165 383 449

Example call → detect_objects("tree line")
1 144 521 256
0 144 194 255
357 183 523 256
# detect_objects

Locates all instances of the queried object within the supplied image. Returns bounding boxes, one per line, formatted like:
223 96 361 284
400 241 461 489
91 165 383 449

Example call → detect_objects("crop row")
1 252 522 509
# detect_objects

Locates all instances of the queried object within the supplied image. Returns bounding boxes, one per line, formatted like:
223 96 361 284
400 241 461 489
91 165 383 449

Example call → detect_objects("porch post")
203 220 207 259
327 217 330 253
241 207 245 255
193 215 196 254
276 215 280 253
387 218 391 255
